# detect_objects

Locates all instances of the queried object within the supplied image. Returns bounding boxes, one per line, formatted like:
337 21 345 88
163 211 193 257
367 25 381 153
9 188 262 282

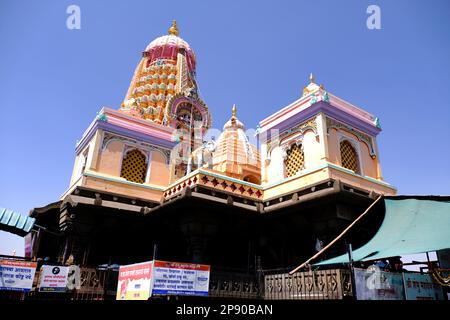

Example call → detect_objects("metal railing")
1 260 353 301
264 269 353 300
208 270 260 299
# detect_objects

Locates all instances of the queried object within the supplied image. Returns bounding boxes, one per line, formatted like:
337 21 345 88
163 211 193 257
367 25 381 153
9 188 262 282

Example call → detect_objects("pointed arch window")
284 143 305 177
120 149 148 184
340 140 359 173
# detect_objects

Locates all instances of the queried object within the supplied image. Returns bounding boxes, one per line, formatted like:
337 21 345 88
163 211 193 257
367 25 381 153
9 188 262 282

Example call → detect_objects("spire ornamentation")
168 20 179 36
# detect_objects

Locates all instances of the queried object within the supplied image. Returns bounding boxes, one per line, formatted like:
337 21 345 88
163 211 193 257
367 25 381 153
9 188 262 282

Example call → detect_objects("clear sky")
1 0 449 257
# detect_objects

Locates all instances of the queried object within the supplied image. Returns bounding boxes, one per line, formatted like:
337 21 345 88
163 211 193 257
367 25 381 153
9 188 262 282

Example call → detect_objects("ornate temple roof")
223 104 245 130
302 72 322 97
212 105 261 183
144 23 196 72
120 21 209 130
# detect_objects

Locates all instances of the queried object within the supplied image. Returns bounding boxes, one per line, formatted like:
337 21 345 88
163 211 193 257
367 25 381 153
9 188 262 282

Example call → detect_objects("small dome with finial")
302 72 323 96
144 20 196 72
223 104 245 130
212 104 261 182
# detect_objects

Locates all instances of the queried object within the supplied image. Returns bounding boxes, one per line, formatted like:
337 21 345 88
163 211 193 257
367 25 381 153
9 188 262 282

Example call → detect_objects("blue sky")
1 0 449 257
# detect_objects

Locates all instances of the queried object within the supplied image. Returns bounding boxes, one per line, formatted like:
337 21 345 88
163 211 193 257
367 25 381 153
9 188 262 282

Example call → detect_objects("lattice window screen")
340 140 359 173
285 144 305 177
120 149 147 184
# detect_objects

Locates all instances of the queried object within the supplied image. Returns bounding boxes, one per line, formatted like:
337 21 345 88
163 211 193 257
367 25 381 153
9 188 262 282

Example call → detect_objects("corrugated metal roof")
0 207 35 236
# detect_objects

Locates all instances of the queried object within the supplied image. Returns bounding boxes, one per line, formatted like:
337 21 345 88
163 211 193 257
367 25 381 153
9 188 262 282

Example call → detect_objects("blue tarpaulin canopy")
316 197 450 265
0 207 35 237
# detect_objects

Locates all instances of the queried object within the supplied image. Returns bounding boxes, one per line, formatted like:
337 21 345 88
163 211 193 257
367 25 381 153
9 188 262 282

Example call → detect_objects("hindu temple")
26 21 400 297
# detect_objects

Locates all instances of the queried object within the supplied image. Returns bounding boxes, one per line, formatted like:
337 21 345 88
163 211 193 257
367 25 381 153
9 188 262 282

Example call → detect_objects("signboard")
39 265 69 292
152 260 210 296
403 273 444 300
0 260 37 292
354 267 405 300
116 261 153 300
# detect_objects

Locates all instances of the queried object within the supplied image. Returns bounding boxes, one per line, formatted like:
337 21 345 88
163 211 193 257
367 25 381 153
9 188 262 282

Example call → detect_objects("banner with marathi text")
39 265 69 292
152 260 210 296
0 260 37 292
403 272 444 300
116 261 153 300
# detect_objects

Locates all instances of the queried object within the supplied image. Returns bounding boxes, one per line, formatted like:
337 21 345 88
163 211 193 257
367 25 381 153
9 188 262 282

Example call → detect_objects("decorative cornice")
280 117 318 142
265 116 318 160
326 116 376 157
101 132 171 163
75 108 177 155
258 100 381 143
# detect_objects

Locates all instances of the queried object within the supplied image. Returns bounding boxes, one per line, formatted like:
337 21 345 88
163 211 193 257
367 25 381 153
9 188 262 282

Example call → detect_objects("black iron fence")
263 268 353 300
208 269 260 299
1 261 353 300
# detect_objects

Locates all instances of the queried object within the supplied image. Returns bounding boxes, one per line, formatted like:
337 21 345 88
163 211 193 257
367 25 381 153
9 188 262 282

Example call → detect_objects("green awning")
316 196 450 265
0 207 35 237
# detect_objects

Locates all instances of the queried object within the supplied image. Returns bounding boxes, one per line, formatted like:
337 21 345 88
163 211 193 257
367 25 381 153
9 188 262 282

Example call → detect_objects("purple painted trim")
258 101 381 142
75 120 176 154
99 121 176 148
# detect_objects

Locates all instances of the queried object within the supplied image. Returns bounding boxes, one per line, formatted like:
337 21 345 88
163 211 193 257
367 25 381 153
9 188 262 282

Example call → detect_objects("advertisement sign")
403 273 444 300
152 260 210 296
354 267 405 300
39 265 69 292
0 260 37 292
116 261 153 300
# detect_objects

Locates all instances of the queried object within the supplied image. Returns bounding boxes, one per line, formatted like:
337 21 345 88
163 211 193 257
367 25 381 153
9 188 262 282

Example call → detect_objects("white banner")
151 260 210 296
39 265 69 292
0 260 37 292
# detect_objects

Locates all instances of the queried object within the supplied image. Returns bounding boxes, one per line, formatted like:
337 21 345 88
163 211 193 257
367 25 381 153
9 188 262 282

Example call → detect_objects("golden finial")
168 20 179 36
303 86 308 96
232 104 237 117
309 72 314 84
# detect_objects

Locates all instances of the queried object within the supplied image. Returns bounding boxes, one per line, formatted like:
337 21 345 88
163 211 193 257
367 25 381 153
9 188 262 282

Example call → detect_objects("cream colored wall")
302 130 324 169
263 129 326 185
83 175 163 202
360 142 377 179
327 128 380 180
69 153 83 186
327 128 340 165
263 167 330 199
149 151 170 186
69 140 94 186
90 137 171 187
97 140 124 176
265 145 284 183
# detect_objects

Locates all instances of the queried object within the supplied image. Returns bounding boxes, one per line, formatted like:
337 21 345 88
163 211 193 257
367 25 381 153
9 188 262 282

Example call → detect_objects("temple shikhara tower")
29 21 396 290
